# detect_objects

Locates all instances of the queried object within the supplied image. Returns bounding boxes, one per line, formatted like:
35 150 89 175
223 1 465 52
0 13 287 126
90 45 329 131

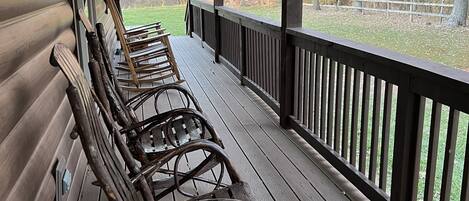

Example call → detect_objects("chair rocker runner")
102 1 183 91
51 43 253 200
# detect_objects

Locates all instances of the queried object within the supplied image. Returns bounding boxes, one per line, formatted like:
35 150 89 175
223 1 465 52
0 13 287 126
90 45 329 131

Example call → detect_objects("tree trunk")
314 0 321 10
446 0 468 27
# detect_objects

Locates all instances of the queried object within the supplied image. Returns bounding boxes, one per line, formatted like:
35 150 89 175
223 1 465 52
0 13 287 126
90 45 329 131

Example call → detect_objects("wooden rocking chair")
85 21 223 167
50 44 253 201
102 0 183 91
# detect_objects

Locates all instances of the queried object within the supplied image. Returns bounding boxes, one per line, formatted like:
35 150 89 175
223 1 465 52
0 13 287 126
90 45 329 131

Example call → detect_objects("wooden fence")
307 0 454 20
187 1 469 200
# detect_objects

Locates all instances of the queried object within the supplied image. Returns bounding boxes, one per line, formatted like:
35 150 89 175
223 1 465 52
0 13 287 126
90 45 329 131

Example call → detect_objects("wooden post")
188 1 194 37
240 25 247 85
214 0 223 63
200 9 205 46
279 0 303 128
390 74 422 201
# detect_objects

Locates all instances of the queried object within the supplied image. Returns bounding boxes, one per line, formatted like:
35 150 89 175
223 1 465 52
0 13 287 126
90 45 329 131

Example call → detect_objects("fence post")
239 25 247 85
213 0 223 63
279 0 303 128
390 74 422 201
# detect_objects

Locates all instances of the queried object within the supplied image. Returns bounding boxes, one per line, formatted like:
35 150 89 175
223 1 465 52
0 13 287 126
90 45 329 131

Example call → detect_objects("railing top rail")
217 6 281 38
190 0 214 13
288 27 469 112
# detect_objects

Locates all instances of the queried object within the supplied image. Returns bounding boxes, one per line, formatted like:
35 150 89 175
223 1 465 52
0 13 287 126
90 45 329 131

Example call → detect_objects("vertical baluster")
342 66 352 159
350 69 361 166
423 101 442 201
440 108 460 201
293 48 300 118
460 122 469 201
334 63 344 152
298 49 305 123
303 50 310 126
314 53 321 135
268 37 272 96
369 78 382 182
359 74 371 174
320 56 328 140
308 52 315 130
239 25 246 84
327 60 336 146
379 82 393 190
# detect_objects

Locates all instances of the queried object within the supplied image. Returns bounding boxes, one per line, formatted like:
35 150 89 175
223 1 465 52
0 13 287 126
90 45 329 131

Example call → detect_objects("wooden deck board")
77 36 354 201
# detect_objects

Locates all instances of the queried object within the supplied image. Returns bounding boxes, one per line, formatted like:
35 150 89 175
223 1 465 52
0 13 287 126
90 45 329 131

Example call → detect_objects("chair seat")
141 116 205 153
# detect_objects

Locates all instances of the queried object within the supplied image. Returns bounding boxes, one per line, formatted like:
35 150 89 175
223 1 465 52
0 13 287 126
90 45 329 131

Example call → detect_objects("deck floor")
77 36 363 201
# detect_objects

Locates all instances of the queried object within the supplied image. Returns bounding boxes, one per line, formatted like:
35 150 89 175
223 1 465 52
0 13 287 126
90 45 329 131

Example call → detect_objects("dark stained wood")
334 63 344 152
341 66 352 159
390 76 423 201
169 37 350 200
327 60 336 146
350 70 361 167
440 109 460 201
358 74 370 174
423 101 442 201
369 78 382 182
461 123 469 201
379 82 393 190
320 56 328 140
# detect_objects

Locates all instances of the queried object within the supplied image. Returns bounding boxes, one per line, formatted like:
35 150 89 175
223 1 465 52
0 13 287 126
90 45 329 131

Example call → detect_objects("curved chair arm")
126 83 202 113
130 139 241 187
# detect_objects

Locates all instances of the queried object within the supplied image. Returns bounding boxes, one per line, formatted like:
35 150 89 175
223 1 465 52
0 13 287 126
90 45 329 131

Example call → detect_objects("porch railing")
186 1 469 200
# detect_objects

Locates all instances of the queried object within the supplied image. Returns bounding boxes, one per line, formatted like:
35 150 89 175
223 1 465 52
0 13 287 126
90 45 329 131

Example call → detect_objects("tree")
313 0 321 10
446 0 468 27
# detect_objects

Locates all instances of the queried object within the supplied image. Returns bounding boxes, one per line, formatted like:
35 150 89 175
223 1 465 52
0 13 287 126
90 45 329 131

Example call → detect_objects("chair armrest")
126 83 202 113
126 22 161 33
126 28 166 40
127 33 171 46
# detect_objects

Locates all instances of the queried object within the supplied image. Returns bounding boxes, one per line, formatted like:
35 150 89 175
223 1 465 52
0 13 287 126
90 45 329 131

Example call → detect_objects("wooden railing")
187 1 469 200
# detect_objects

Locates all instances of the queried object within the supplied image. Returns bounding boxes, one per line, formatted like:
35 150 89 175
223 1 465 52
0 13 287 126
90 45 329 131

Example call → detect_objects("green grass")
240 6 469 70
122 5 187 36
123 5 469 69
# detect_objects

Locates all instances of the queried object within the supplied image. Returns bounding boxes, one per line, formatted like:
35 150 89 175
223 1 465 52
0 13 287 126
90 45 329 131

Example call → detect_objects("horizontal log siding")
0 0 115 201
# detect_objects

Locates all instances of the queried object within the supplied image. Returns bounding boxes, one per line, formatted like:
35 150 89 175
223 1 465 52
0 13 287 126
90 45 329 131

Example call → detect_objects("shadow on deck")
77 36 365 201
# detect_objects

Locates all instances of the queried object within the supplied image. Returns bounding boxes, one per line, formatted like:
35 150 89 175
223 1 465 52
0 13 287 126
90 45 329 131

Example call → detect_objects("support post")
188 0 194 37
390 74 422 201
200 9 205 46
279 0 303 128
239 25 247 85
214 0 223 63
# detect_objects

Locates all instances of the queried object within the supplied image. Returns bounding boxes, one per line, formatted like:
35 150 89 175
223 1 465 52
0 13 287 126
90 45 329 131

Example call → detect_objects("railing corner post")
213 0 223 63
279 0 302 128
188 0 194 38
390 75 422 201
239 25 246 85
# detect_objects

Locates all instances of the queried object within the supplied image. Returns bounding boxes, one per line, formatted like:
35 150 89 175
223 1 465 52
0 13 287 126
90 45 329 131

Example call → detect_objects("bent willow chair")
51 43 253 200
85 21 223 168
103 0 183 91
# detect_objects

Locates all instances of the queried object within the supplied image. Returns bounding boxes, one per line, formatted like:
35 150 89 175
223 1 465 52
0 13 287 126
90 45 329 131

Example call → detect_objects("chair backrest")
103 0 140 85
50 44 153 201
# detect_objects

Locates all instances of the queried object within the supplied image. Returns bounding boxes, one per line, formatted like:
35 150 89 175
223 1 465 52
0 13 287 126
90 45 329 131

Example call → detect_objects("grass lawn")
122 5 187 36
122 5 469 200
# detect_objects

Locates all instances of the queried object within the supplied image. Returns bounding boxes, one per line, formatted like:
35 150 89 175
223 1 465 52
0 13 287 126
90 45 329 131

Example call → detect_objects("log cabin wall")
0 0 116 201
